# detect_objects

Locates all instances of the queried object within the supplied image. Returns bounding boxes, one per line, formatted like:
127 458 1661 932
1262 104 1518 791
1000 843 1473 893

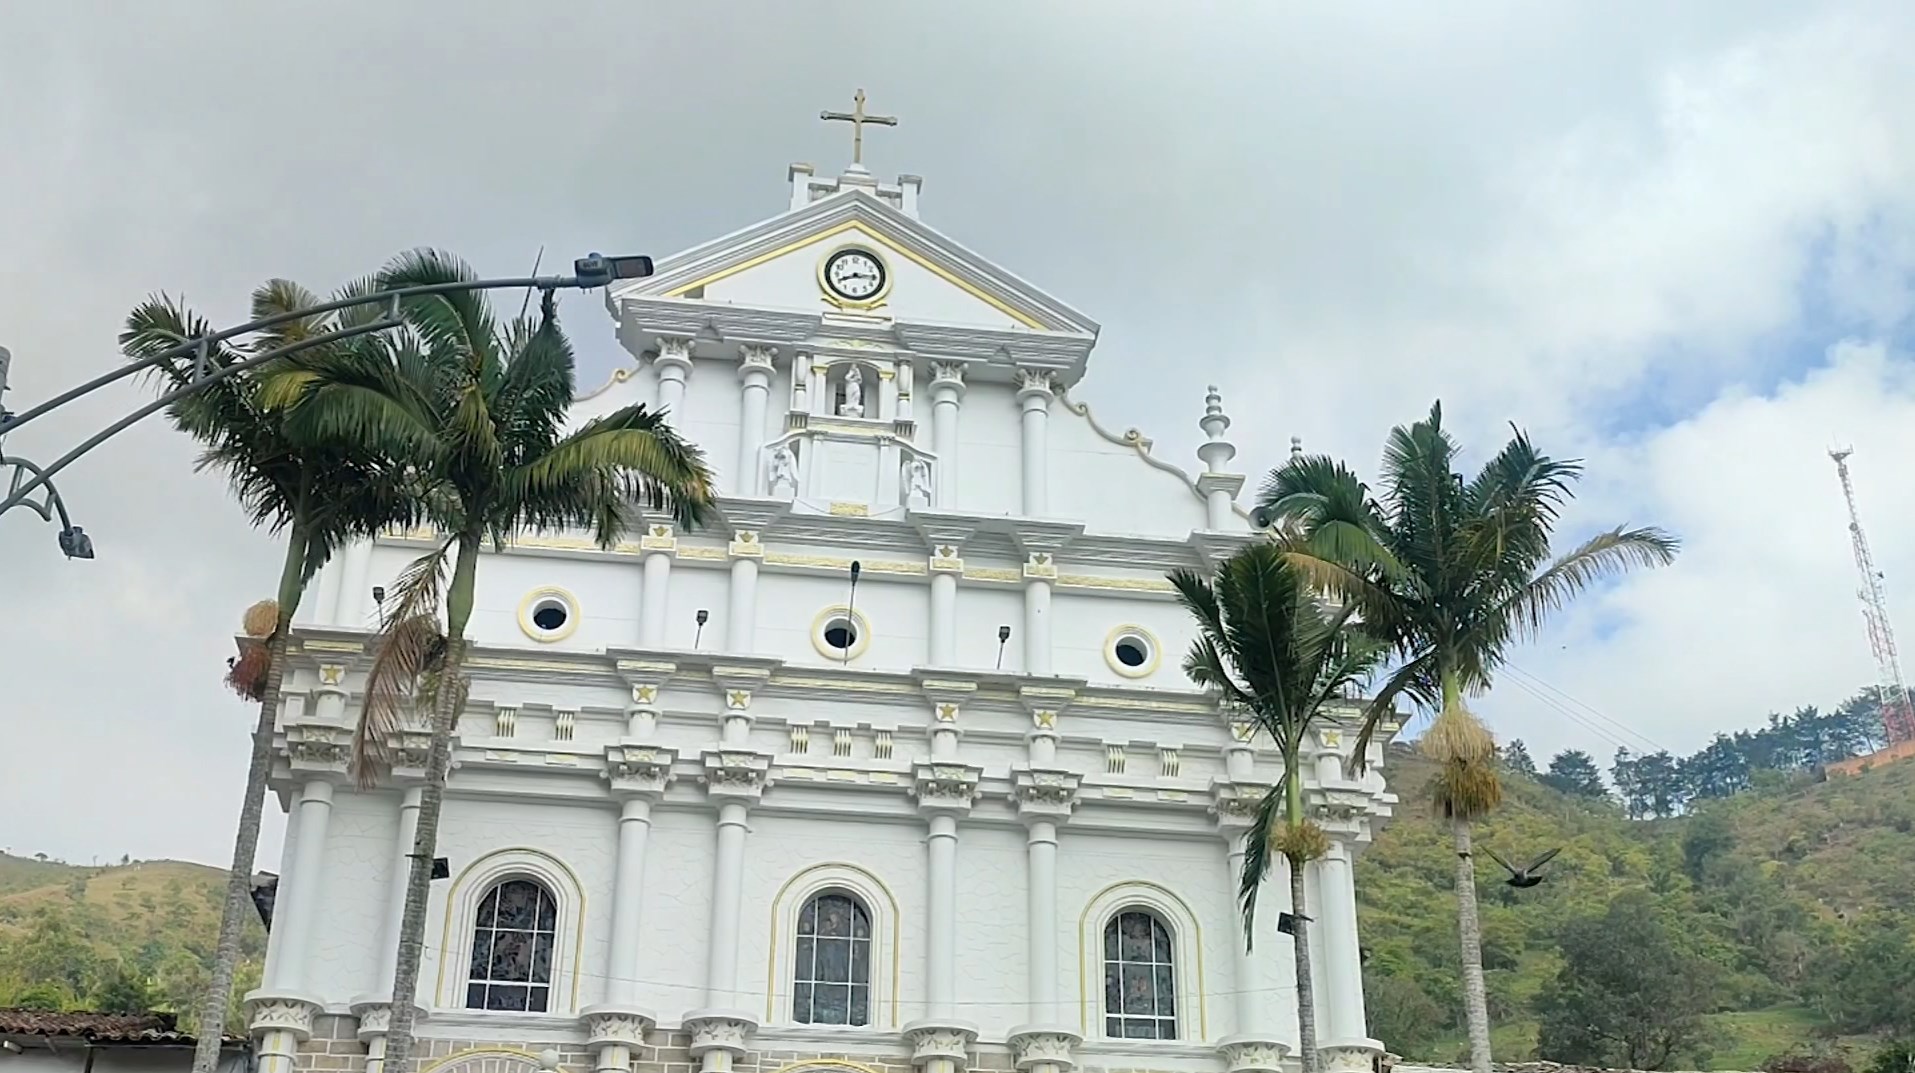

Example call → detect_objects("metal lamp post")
0 252 654 558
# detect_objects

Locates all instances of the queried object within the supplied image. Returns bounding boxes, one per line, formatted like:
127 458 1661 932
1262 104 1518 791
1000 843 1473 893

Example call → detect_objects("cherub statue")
768 444 798 497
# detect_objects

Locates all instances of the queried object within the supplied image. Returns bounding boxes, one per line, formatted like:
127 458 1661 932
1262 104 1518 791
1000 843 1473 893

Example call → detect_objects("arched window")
1104 908 1177 1039
466 878 557 1012
793 892 872 1026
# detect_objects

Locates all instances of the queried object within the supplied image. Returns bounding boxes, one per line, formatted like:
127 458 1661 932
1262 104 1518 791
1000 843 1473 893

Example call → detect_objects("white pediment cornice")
620 190 1098 333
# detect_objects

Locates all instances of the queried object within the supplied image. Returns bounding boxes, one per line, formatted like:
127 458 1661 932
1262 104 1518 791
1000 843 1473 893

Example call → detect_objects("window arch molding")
1077 881 1207 1041
764 863 901 1028
434 848 587 1015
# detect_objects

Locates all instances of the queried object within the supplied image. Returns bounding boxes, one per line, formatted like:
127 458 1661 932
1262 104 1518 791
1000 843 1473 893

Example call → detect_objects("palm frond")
376 248 497 376
510 404 715 538
1238 782 1283 945
1491 525 1681 643
353 544 451 787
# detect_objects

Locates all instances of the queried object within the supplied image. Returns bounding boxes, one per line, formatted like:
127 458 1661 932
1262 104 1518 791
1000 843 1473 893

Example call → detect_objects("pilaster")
927 363 965 508
617 659 678 739
652 336 695 415
1014 367 1055 517
638 523 678 648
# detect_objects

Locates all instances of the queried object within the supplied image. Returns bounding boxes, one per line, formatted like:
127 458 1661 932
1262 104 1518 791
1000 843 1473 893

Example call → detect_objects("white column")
726 556 759 652
655 336 694 417
337 539 375 627
1226 834 1264 1034
378 788 423 988
1015 369 1054 517
307 558 343 626
1023 573 1053 675
705 801 750 1006
928 364 964 508
1316 843 1370 1043
638 526 676 647
605 798 657 1005
1025 821 1058 1015
265 780 334 993
259 802 302 987
926 811 958 1013
928 570 957 665
735 347 776 495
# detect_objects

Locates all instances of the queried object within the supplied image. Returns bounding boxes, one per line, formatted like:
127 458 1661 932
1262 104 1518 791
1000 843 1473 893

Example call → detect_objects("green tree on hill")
1535 890 1718 1068
1500 739 1538 777
1542 749 1608 799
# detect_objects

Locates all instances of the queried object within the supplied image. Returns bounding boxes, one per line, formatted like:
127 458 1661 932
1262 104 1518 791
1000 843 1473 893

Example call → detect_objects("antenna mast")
1830 447 1915 745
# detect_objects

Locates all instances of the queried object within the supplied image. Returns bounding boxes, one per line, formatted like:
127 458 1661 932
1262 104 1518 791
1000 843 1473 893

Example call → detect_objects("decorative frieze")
874 730 895 759
833 728 854 758
552 709 576 743
789 725 810 753
495 706 518 739
285 724 350 773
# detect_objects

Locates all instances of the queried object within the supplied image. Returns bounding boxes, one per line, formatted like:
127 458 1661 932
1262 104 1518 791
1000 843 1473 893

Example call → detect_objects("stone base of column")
1318 1039 1384 1073
902 1018 979 1068
682 1009 758 1059
1007 1026 1081 1072
1216 1034 1291 1073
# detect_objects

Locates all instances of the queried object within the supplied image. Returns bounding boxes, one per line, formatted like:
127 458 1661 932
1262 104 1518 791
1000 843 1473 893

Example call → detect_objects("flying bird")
1485 847 1561 889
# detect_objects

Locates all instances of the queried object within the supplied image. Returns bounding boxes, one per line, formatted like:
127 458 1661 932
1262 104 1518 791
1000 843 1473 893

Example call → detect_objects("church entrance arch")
765 1060 891 1073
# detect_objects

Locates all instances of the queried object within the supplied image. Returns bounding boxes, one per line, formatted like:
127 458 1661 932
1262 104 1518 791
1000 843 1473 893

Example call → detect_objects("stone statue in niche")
903 457 933 507
838 367 865 418
768 443 798 498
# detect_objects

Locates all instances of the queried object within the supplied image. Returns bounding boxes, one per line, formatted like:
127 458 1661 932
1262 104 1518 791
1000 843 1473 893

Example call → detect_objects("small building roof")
0 1008 245 1045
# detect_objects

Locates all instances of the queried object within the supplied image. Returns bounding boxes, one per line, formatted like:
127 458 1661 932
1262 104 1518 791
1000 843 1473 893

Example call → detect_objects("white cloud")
0 2 1912 861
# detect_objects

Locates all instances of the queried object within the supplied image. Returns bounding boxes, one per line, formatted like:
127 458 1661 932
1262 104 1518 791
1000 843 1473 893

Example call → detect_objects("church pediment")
613 188 1099 338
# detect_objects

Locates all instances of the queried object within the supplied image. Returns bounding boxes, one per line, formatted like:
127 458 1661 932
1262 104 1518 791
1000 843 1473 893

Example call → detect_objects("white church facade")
251 112 1399 1073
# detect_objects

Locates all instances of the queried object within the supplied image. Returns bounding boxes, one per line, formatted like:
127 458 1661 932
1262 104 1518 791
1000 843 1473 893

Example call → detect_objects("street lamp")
0 253 653 549
0 346 93 559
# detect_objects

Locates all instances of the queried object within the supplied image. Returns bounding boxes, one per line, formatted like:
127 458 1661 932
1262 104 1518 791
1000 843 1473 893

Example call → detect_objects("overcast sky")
3 2 1914 867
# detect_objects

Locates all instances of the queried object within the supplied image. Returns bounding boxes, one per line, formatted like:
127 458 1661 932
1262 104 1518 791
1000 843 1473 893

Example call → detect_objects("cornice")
616 188 1100 339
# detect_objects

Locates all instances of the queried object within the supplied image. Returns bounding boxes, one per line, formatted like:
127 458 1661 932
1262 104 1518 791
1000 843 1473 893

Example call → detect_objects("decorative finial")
1290 435 1303 458
821 89 898 167
1197 386 1236 474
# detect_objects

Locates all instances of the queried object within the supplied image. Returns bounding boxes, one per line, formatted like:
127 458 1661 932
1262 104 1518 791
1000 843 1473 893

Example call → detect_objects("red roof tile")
0 1008 244 1044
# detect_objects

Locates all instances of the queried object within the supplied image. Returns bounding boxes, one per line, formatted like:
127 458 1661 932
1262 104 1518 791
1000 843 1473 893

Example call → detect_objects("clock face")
823 248 887 302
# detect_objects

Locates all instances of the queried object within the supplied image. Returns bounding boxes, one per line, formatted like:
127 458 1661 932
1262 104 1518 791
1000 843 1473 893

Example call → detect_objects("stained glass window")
465 879 557 1013
793 892 872 1026
1103 909 1176 1039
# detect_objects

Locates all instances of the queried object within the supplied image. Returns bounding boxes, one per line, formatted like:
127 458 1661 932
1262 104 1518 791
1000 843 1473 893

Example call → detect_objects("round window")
810 606 872 661
531 600 569 633
1104 626 1159 678
517 588 580 643
823 618 859 651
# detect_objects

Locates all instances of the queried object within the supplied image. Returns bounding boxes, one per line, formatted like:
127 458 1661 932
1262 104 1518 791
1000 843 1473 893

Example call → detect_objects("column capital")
903 1018 978 1065
738 345 779 377
727 529 765 558
1014 367 1056 403
639 522 678 555
912 760 983 816
1012 768 1081 821
617 660 679 706
345 999 427 1042
1018 684 1077 719
605 743 678 798
653 335 696 369
244 991 324 1040
581 1004 658 1047
916 672 980 708
1319 1041 1386 1073
1009 520 1083 560
1007 1027 1082 1072
1210 779 1271 834
1216 1035 1291 1073
929 361 967 395
700 748 774 802
284 723 352 783
681 1009 758 1057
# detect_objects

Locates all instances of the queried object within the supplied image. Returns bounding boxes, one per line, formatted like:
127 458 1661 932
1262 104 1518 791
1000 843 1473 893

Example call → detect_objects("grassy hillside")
0 854 262 1026
1359 747 1915 1066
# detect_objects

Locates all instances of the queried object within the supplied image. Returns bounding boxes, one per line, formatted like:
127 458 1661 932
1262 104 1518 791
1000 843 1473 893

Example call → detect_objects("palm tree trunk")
1453 818 1493 1073
192 527 309 1073
382 539 478 1073
1289 859 1319 1073
1285 764 1319 1073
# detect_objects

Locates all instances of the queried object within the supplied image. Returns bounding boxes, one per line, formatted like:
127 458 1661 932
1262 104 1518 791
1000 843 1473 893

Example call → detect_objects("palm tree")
263 249 715 1072
1169 542 1389 1073
1259 402 1677 1073
120 281 416 1073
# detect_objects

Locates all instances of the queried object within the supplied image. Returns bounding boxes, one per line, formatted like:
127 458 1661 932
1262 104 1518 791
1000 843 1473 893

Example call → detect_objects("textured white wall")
1046 405 1216 536
303 789 400 1001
